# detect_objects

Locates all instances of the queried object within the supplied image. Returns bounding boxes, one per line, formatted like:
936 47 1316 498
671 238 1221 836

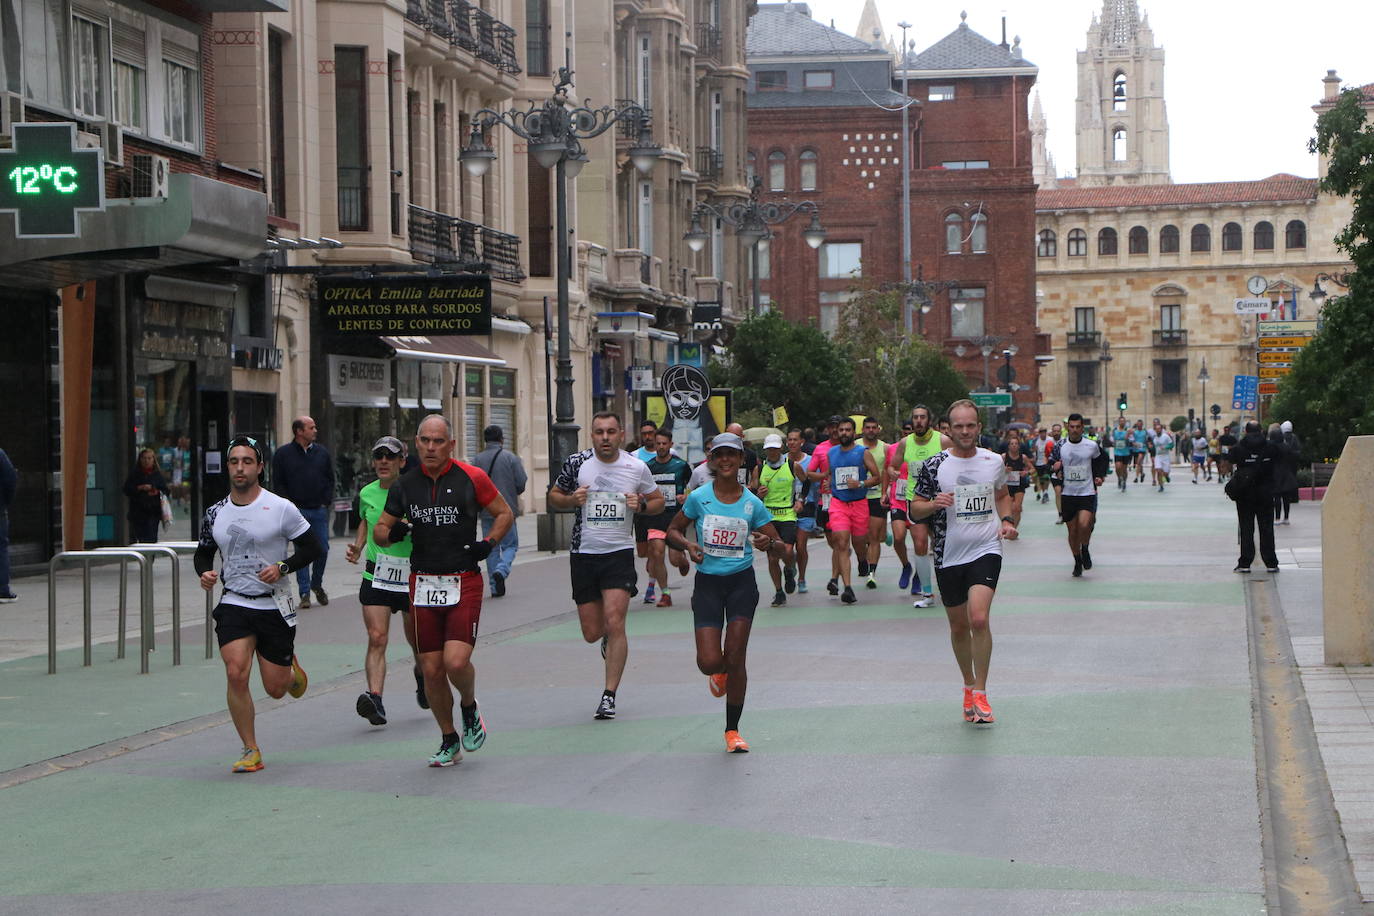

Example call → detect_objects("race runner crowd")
192 407 1306 771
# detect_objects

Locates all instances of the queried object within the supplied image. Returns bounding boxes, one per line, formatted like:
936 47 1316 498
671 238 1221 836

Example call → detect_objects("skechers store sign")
319 276 491 335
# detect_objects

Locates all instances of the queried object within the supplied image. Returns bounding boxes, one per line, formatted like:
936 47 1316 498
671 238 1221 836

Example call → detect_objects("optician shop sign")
0 123 106 238
319 276 491 336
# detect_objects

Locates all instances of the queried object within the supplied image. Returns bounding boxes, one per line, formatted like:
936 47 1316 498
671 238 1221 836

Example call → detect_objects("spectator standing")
1227 421 1281 573
471 425 527 597
271 416 335 608
1269 426 1300 525
0 445 16 601
123 448 169 543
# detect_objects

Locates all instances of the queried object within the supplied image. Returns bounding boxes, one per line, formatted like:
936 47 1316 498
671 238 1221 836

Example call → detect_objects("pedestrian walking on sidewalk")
122 448 169 544
372 414 513 766
1226 421 1281 574
271 416 334 608
472 425 527 597
195 436 320 773
0 445 16 602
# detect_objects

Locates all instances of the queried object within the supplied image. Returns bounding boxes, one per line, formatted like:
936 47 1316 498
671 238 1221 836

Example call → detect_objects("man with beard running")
641 428 692 606
808 417 880 604
887 406 946 607
908 400 1017 724
755 433 808 606
1050 414 1109 577
859 417 889 589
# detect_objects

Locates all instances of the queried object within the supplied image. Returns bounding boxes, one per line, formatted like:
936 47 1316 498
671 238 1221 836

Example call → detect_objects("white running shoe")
912 594 935 608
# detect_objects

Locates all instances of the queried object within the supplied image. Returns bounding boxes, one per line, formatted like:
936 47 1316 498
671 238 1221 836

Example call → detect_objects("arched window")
745 150 756 184
944 213 963 254
1190 223 1211 252
1286 219 1307 249
970 212 988 253
1253 221 1274 251
1113 72 1127 111
1112 129 1127 161
1036 229 1056 258
1098 227 1118 255
1222 221 1242 251
1128 225 1149 254
1066 228 1087 257
799 149 818 191
1159 224 1180 253
767 151 785 191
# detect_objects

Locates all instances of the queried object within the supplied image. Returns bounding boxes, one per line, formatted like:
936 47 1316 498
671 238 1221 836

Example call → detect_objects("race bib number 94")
954 483 995 524
702 514 749 558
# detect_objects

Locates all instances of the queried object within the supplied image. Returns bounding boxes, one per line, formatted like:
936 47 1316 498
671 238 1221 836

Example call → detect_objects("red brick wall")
747 73 1041 416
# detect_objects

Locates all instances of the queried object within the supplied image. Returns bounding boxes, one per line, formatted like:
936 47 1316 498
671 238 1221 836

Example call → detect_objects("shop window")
489 368 516 451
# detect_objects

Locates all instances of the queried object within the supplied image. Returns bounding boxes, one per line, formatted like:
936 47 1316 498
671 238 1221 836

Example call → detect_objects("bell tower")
1075 0 1170 186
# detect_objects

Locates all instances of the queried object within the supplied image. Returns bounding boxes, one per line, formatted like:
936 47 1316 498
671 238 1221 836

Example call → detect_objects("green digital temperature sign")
0 122 105 238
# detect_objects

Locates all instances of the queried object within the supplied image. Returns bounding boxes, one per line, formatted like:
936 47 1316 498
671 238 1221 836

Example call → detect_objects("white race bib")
834 466 860 489
585 491 627 530
820 492 832 510
371 553 410 593
657 484 677 506
954 484 995 525
272 583 298 627
1065 466 1090 484
702 513 749 558
412 574 461 607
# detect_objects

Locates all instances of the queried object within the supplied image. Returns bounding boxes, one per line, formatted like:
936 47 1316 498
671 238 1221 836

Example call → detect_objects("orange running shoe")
970 690 995 724
708 673 728 697
657 593 673 607
288 655 308 698
724 730 750 753
962 686 976 722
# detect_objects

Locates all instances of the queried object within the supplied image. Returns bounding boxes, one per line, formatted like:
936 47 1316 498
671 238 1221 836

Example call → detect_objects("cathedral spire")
1099 0 1140 47
854 0 889 51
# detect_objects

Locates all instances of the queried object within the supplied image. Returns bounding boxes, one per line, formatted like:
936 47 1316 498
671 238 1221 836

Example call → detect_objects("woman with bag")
123 448 169 543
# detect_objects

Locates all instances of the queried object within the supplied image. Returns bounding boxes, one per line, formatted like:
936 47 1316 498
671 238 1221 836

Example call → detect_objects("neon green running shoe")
428 739 461 767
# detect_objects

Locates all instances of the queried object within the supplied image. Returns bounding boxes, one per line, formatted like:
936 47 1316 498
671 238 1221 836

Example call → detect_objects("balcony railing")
696 23 721 58
695 147 723 180
337 166 369 231
404 0 521 73
1066 330 1101 347
408 205 525 282
1153 328 1187 347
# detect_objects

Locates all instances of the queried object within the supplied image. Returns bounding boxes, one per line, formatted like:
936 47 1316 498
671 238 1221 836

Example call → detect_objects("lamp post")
1197 358 1210 435
685 175 826 315
897 19 914 334
1309 271 1351 306
1098 339 1112 430
881 265 958 339
1141 374 1153 427
462 67 661 478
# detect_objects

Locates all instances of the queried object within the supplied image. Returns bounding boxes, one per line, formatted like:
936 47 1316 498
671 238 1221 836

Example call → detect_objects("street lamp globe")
459 129 496 177
563 143 589 179
981 344 994 358
757 233 771 254
801 213 827 249
1006 342 1020 357
683 216 708 253
529 139 567 169
628 131 662 174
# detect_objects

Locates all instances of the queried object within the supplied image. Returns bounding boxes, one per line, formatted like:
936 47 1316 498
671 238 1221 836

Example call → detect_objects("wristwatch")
276 561 290 575
1001 515 1016 524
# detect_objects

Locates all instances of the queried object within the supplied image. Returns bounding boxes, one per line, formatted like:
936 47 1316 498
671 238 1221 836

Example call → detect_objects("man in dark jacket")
1227 421 1281 573
271 416 335 607
471 425 527 597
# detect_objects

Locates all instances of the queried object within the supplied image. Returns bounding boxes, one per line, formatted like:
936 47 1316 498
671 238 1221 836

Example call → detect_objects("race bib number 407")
954 483 995 524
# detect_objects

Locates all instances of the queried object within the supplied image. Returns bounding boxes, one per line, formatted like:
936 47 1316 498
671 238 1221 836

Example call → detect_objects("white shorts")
1153 454 1171 472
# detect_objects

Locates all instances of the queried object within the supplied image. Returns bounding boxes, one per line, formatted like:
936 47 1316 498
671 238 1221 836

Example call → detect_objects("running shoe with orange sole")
288 655 308 698
970 690 995 724
724 730 750 753
656 593 673 607
231 746 263 773
709 673 728 697
962 686 976 722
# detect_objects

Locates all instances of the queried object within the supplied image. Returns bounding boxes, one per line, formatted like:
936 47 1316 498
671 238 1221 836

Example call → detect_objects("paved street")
0 477 1321 913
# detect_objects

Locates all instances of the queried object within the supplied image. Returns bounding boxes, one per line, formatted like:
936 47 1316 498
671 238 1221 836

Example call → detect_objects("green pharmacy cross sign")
0 123 106 238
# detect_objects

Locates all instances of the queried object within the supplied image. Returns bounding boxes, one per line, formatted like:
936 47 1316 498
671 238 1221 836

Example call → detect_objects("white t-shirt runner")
555 448 658 554
198 489 311 612
912 448 1007 569
1052 437 1105 497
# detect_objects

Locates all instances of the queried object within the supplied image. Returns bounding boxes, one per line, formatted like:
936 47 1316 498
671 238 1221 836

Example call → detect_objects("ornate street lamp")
460 68 661 480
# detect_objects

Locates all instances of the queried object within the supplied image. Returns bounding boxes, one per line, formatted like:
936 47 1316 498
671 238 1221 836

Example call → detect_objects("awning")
492 316 532 336
382 335 506 366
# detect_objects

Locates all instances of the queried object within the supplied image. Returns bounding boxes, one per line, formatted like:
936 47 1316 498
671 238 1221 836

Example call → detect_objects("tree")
710 310 853 429
832 286 973 431
1272 89 1374 459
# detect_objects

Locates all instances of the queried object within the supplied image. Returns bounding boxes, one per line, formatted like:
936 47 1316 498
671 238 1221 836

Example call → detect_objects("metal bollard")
48 550 153 674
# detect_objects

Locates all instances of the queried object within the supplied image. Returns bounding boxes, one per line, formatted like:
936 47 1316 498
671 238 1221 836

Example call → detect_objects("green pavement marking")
1091 898 1265 915
0 641 411 773
157 686 1251 766
2 771 1242 896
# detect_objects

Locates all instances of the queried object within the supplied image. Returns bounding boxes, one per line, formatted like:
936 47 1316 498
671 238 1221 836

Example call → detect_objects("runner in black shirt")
373 414 512 767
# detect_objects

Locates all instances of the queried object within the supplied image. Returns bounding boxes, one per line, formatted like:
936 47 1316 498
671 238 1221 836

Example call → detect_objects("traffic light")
1117 392 1128 413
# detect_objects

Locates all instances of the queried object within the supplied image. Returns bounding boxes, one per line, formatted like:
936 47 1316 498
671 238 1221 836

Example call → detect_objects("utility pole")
898 20 913 336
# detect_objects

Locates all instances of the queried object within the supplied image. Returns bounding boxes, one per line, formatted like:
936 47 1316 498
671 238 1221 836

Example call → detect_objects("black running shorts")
934 553 1003 609
691 568 759 630
1060 494 1098 523
570 549 638 604
213 601 296 668
359 578 411 613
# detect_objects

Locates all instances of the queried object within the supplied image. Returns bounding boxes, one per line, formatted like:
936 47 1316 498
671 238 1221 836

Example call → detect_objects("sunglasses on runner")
373 448 401 460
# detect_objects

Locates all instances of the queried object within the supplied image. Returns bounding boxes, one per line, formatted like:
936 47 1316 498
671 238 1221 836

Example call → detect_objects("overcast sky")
794 0 1374 184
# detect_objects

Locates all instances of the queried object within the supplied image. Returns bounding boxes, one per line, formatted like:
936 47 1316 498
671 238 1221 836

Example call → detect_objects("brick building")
745 4 1042 417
